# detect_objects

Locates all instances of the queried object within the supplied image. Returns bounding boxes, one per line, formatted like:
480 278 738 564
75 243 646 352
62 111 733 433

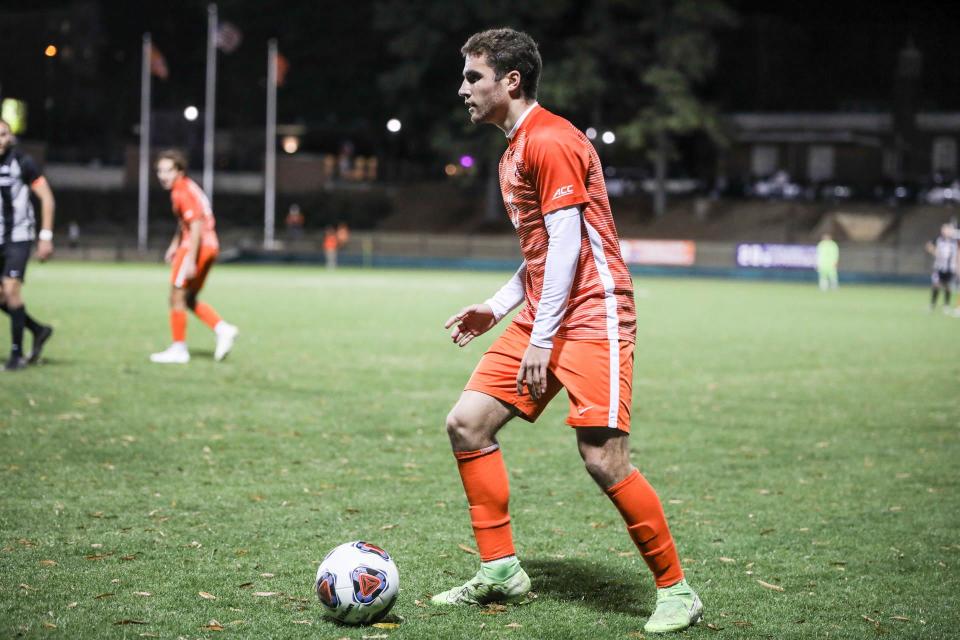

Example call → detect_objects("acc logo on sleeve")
552 184 574 200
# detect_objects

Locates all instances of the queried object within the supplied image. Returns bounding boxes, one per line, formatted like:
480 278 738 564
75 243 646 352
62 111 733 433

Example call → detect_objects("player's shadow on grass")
525 557 654 616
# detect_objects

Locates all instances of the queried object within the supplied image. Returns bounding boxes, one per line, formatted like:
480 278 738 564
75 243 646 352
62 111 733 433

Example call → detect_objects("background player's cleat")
3 354 27 371
430 566 531 606
28 325 54 364
150 343 190 364
644 579 703 633
214 322 238 361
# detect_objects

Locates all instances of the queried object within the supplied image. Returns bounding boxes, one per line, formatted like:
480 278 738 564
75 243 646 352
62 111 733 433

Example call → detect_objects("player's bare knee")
445 409 472 445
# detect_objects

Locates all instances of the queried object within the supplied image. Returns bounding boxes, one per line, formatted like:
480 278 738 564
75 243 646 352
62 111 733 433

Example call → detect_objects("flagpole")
203 3 218 205
264 38 277 249
137 33 152 253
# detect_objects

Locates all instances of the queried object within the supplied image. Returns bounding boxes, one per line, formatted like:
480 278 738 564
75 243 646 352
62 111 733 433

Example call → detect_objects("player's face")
459 54 508 126
0 124 12 155
156 158 181 190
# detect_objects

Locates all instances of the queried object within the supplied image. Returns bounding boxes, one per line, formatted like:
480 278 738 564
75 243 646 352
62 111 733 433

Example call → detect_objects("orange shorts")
170 246 218 291
465 322 634 432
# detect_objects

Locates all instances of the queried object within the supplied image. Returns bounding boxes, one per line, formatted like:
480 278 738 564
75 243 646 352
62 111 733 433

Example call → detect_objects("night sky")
3 0 960 160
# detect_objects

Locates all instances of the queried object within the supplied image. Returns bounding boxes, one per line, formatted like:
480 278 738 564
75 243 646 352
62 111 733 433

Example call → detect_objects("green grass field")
2 262 958 639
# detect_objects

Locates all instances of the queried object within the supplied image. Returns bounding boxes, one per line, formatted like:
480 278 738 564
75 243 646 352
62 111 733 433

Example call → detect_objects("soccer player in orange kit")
150 150 237 364
431 29 702 634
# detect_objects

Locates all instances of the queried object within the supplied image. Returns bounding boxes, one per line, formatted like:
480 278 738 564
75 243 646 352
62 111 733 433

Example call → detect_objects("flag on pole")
275 52 289 87
149 43 169 79
215 22 243 53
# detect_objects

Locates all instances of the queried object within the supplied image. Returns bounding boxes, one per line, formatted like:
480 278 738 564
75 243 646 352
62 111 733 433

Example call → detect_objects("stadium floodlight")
44 45 58 57
184 106 199 121
585 127 597 140
459 155 474 168
602 130 615 144
386 118 402 133
282 135 299 154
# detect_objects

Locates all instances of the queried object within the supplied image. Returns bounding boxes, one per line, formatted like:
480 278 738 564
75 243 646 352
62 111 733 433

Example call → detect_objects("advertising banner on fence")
619 239 697 266
736 243 817 269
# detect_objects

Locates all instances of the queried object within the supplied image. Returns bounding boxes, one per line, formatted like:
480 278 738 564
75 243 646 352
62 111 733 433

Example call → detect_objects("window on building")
751 145 778 177
932 137 957 176
807 146 835 182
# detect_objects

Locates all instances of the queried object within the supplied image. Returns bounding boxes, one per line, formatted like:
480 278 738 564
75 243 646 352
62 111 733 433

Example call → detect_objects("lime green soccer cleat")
430 566 531 606
644 579 703 633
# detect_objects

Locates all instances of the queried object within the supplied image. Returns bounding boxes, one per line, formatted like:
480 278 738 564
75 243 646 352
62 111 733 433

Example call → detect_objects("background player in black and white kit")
0 119 55 370
925 223 959 313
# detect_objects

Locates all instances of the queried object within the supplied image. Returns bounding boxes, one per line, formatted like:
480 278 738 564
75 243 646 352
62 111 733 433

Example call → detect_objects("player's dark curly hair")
461 28 542 100
157 148 188 172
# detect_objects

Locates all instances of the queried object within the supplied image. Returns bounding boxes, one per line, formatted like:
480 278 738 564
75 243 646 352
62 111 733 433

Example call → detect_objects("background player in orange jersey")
150 150 237 364
431 29 701 633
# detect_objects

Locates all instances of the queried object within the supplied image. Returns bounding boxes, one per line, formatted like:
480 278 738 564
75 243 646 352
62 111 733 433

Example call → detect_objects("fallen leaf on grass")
259 573 275 578
756 580 784 592
760 528 775 535
67 602 78 608
202 619 224 631
373 622 400 629
862 615 878 625
42 622 57 629
120 554 137 561
292 620 312 625
39 560 57 567
199 591 217 600
706 623 721 631
414 599 427 608
733 620 753 627
114 619 147 625
134 592 152 597
481 604 507 615
237 582 254 589
718 557 736 563
94 593 115 599
505 622 522 629
85 553 113 561
139 633 160 638
361 635 387 639
458 543 479 555
19 583 35 591
253 591 278 597
381 524 397 530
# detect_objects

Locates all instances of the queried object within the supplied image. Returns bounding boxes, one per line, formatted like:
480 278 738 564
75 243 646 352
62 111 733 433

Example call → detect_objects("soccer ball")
314 541 399 625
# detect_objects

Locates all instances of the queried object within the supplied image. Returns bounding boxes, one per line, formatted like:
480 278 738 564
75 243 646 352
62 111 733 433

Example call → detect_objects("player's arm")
30 176 56 261
445 261 527 348
517 205 581 398
181 219 203 279
925 241 936 256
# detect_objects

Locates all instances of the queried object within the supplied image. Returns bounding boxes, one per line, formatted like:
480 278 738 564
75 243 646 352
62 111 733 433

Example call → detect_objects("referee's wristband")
38 229 53 241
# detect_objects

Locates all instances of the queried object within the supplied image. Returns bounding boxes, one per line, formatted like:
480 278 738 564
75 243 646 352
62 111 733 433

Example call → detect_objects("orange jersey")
171 176 219 251
499 105 636 343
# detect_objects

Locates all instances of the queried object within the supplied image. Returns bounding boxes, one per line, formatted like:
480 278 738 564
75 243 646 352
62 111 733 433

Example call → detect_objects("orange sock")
455 445 515 562
170 309 187 343
606 469 684 587
193 302 222 330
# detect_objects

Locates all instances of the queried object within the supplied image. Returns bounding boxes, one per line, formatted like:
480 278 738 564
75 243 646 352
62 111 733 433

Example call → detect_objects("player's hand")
516 344 552 399
444 304 497 348
36 239 54 261
164 247 177 264
181 259 197 280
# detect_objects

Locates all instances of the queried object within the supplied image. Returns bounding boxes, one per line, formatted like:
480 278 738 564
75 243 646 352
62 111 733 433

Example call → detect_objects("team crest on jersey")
351 566 389 604
506 193 521 229
353 541 391 561
316 571 339 607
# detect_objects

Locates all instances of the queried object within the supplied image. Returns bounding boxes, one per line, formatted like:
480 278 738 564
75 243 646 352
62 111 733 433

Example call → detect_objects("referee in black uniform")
0 119 55 370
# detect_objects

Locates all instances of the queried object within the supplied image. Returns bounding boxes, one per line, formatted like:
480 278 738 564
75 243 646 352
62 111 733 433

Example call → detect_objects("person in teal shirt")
816 233 839 290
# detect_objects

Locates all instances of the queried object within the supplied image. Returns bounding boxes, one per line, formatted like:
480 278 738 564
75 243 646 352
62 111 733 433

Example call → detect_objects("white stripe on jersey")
583 217 620 429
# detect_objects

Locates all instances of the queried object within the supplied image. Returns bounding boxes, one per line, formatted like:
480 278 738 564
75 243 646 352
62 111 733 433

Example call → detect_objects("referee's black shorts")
0 241 32 282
